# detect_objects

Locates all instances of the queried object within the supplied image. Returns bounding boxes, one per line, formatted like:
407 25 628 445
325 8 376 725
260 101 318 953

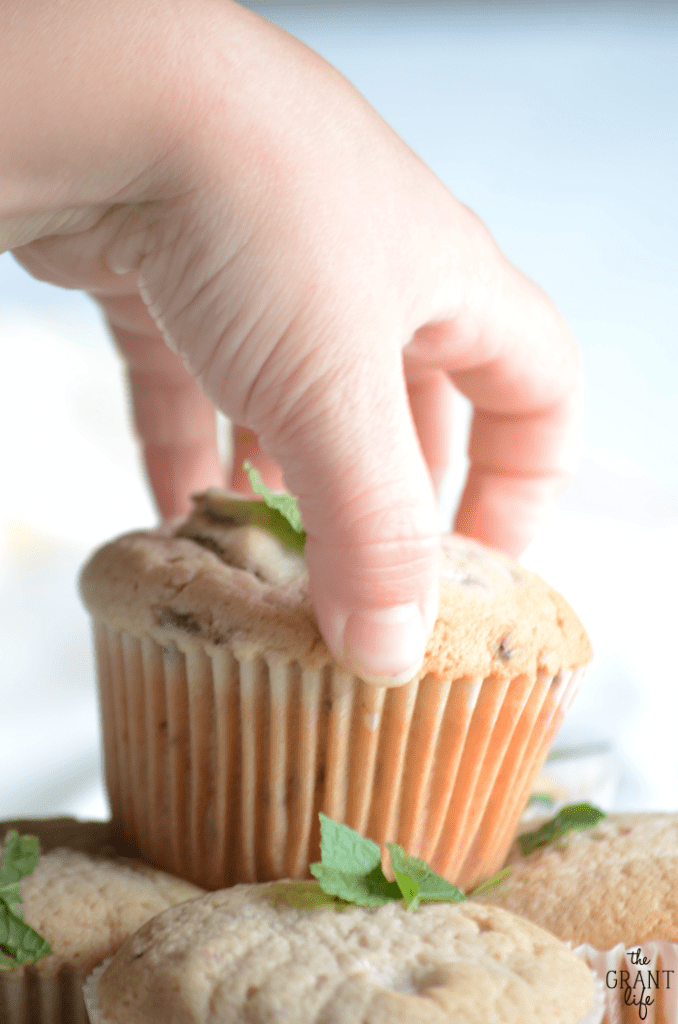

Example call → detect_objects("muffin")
85 882 601 1024
79 489 591 892
477 812 678 949
0 817 203 1024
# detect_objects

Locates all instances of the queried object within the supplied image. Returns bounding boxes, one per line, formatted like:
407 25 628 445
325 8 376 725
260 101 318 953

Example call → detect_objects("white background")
0 0 676 821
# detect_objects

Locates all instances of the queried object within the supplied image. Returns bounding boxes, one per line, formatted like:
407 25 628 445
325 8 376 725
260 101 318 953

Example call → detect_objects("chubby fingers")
403 361 457 495
225 324 442 687
454 400 580 556
94 291 223 518
407 242 583 557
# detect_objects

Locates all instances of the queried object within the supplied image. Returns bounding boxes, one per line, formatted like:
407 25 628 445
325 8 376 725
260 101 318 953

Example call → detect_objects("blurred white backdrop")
1 0 676 822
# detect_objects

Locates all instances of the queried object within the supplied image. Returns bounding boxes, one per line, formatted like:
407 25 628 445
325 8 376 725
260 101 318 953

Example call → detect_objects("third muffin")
477 811 678 949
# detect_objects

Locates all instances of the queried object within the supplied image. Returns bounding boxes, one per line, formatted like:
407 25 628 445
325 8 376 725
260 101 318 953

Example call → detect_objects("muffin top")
0 818 203 978
79 491 591 684
97 881 597 1024
476 812 678 948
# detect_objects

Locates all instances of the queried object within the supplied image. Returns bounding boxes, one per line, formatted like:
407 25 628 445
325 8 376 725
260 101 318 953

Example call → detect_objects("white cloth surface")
0 1 676 822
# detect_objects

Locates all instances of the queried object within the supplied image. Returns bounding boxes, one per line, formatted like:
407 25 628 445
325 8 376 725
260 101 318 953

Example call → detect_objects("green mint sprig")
0 831 52 970
467 866 512 896
388 843 467 910
243 462 305 540
308 814 465 912
198 465 306 553
518 803 606 857
528 793 556 809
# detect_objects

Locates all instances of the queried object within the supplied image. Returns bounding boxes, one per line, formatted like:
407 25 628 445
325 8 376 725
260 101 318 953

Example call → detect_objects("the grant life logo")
605 947 675 1020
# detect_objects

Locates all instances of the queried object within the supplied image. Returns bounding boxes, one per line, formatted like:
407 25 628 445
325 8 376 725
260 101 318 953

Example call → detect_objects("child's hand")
1 0 582 684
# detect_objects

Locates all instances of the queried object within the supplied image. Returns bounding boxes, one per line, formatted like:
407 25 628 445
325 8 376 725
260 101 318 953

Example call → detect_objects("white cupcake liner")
0 966 89 1024
82 961 110 1024
583 968 611 1024
94 620 585 892
576 943 678 1023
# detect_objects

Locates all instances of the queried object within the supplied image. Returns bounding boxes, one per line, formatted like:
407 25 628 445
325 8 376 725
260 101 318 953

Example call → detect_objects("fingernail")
342 603 429 687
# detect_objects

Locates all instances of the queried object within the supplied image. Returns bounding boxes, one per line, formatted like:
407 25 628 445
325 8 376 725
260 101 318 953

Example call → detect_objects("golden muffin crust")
477 812 678 948
98 882 596 1024
79 497 591 684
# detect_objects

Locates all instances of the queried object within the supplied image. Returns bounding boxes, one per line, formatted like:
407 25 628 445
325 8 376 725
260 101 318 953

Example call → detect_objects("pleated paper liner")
93 620 585 891
576 944 678 1024
82 962 108 1024
0 966 89 1024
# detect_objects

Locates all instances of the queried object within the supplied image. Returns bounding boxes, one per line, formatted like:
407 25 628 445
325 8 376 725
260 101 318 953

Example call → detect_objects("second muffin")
0 817 203 1024
88 883 600 1024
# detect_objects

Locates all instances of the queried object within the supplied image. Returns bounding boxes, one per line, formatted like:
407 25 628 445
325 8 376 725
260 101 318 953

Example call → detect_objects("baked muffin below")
91 882 600 1024
0 818 203 1024
477 812 678 948
79 491 592 892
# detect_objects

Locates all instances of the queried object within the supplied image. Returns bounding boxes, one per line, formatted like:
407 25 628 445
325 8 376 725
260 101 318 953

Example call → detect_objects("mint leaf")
393 868 419 909
266 881 349 911
468 867 512 896
528 793 556 808
309 815 466 912
388 844 465 909
0 832 39 888
310 863 401 907
417 873 466 903
198 489 305 553
310 815 401 907
518 803 606 856
0 904 52 969
391 865 420 910
243 462 306 549
0 882 23 923
0 831 52 970
316 813 383 876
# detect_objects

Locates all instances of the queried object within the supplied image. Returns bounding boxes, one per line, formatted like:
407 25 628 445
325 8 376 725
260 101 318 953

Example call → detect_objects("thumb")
253 344 442 688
